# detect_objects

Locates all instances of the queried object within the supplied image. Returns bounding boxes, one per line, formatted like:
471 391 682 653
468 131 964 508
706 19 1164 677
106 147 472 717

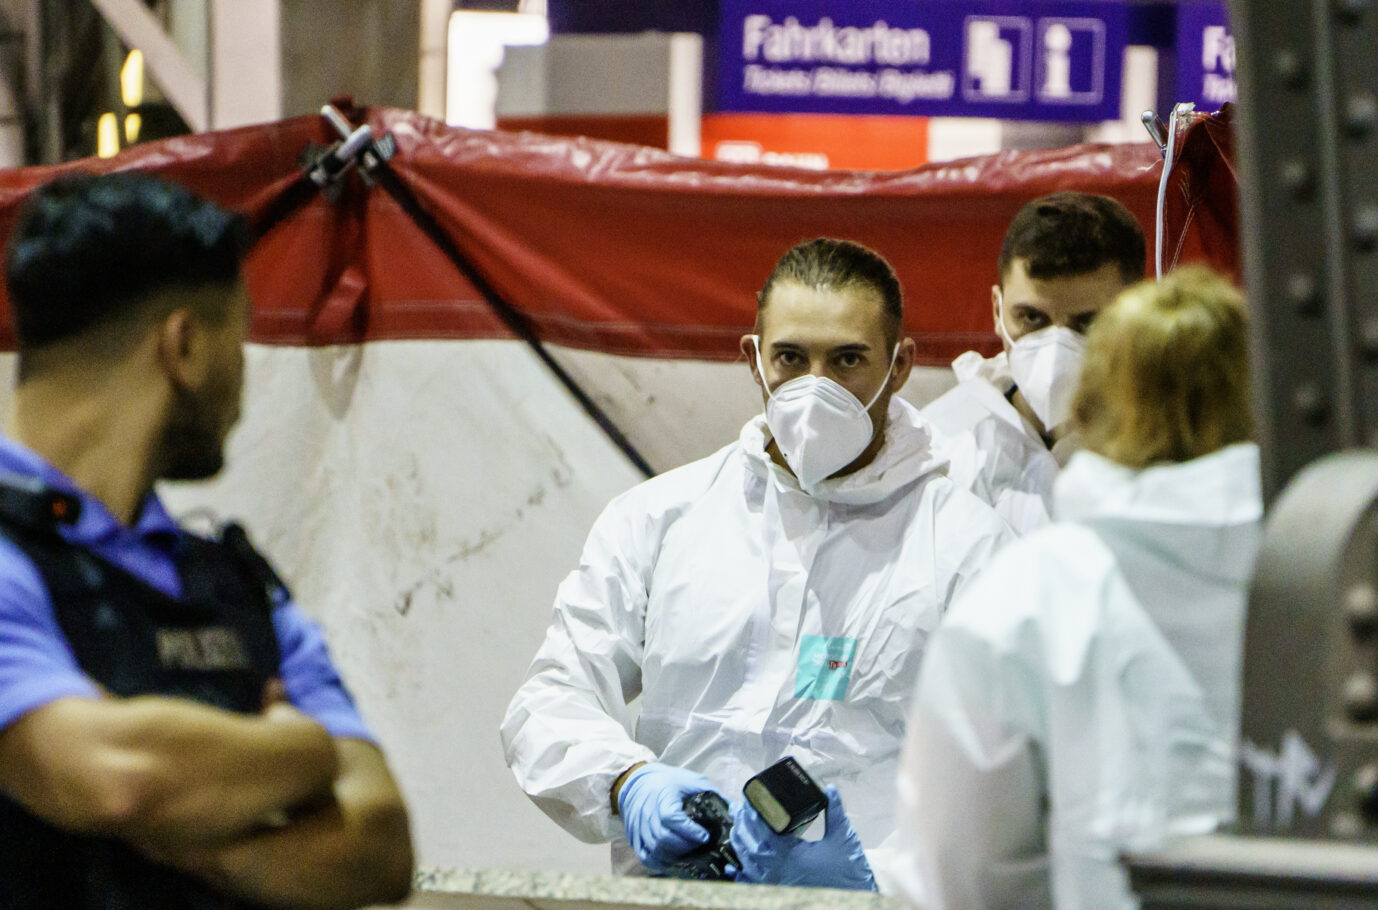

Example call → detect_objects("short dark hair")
5 173 248 354
758 238 903 344
997 192 1146 286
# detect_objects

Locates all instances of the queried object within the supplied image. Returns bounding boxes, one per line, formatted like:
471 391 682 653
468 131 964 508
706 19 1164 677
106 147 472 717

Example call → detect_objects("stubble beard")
158 383 228 482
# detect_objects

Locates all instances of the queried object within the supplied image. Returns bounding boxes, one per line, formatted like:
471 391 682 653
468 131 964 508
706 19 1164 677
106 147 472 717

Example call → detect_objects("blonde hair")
1073 266 1252 469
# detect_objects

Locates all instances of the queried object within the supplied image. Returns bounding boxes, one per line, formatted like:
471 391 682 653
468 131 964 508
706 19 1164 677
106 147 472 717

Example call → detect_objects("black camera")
660 757 828 881
662 790 740 881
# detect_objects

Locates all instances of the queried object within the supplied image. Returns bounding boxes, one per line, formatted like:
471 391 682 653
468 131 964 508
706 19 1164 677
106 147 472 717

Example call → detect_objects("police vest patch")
155 626 253 671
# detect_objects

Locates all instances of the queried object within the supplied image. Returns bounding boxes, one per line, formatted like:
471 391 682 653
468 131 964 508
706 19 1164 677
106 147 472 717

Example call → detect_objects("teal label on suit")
795 635 858 700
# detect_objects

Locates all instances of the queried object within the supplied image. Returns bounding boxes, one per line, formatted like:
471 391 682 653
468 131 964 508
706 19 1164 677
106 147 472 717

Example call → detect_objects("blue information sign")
717 0 1129 121
1174 2 1235 111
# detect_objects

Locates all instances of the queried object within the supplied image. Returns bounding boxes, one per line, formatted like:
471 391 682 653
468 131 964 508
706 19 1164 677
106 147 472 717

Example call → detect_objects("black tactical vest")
0 476 285 909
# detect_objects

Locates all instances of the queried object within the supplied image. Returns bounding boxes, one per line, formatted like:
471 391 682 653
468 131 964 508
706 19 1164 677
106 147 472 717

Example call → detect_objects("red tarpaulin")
0 105 1236 365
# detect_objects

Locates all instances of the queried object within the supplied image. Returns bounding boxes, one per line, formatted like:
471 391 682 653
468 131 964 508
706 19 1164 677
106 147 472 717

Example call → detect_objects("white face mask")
995 290 1088 432
752 337 899 491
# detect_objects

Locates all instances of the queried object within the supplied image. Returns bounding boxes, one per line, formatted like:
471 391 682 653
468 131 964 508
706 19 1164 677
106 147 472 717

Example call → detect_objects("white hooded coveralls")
922 351 1073 536
896 443 1262 910
501 399 1014 892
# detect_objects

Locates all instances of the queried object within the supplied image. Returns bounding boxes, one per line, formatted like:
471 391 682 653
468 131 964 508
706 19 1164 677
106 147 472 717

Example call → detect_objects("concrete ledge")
407 867 902 910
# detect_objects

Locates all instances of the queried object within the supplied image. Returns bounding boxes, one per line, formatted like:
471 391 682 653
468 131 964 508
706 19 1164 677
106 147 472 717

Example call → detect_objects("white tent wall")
0 339 955 872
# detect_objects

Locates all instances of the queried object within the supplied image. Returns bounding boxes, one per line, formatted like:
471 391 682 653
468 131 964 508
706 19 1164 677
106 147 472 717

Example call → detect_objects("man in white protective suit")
501 238 1013 893
922 192 1146 535
897 267 1261 910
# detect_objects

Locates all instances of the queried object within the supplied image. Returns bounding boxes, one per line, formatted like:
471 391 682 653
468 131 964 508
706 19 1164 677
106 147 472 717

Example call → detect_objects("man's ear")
890 337 917 393
990 284 1003 332
741 334 764 389
156 309 201 389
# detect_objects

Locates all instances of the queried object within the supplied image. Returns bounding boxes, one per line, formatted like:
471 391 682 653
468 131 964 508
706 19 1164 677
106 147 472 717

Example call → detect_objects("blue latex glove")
617 763 720 872
730 785 877 891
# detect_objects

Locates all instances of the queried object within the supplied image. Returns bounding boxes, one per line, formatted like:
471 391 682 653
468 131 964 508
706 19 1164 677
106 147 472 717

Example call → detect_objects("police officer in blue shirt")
0 173 413 908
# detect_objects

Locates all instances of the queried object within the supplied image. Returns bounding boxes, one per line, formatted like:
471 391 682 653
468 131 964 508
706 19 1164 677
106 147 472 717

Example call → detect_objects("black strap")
367 162 656 478
291 120 657 479
218 522 291 608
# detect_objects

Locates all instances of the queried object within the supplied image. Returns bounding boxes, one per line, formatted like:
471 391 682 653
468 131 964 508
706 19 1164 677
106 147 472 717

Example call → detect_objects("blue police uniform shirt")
0 434 373 741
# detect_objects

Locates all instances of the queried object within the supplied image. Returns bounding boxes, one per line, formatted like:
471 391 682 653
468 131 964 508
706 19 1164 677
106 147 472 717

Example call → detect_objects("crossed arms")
0 692 413 909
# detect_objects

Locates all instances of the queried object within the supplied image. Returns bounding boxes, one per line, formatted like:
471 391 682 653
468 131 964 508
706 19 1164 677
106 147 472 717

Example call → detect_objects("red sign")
702 113 930 171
